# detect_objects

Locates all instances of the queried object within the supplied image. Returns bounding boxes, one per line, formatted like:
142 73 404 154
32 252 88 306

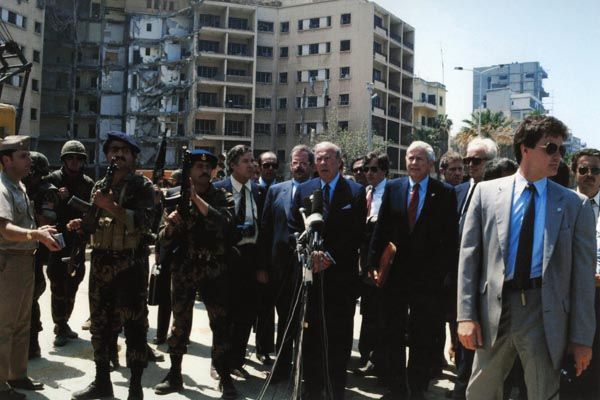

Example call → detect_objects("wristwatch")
26 230 33 240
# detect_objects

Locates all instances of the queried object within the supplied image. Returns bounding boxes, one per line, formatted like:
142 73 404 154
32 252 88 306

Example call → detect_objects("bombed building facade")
38 0 415 175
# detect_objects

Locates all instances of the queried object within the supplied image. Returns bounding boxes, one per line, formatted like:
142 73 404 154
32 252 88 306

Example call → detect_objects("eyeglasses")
539 142 566 157
578 166 600 176
352 167 364 173
463 157 488 166
261 162 278 169
362 166 380 173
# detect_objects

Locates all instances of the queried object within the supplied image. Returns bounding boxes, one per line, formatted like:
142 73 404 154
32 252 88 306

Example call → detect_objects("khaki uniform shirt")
0 172 37 251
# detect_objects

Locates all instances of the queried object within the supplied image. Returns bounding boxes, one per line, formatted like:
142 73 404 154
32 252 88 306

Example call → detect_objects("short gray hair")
467 137 498 160
407 140 435 162
313 141 342 160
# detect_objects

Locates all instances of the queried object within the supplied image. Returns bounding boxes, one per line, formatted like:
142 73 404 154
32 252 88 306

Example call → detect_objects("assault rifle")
62 158 118 276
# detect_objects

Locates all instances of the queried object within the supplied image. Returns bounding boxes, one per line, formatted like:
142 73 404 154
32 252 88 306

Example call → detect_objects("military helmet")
30 151 50 176
60 140 88 161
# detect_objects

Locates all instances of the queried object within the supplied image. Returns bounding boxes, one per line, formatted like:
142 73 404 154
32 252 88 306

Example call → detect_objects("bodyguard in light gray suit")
457 116 597 400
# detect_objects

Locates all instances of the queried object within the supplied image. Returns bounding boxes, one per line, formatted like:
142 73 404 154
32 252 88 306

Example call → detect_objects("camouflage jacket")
158 184 235 263
90 172 154 252
46 168 94 230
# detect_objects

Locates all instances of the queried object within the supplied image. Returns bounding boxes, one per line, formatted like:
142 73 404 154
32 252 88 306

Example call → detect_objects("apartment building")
413 77 445 128
252 0 415 174
0 0 45 137
473 61 548 123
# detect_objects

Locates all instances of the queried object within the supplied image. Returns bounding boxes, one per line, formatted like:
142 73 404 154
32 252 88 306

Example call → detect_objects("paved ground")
26 259 456 399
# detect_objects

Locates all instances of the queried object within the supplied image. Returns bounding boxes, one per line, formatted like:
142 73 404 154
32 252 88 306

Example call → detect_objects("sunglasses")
463 157 488 166
538 142 566 157
352 167 364 173
578 166 600 176
362 166 380 173
261 163 278 169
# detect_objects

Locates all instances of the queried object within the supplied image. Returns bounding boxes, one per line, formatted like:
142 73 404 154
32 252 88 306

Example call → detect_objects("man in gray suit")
457 115 596 400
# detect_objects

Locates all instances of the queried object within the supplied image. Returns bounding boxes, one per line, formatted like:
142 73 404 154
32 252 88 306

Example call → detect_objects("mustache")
114 156 127 162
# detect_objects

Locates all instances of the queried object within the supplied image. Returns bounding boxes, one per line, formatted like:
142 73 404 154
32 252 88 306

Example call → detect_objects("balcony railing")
402 64 414 73
402 89 413 98
390 32 402 43
404 41 414 50
226 75 253 84
390 58 401 68
225 102 252 109
389 84 400 93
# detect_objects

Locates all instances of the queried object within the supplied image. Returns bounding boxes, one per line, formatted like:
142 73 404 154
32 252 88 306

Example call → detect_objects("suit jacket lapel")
399 178 409 220
281 181 292 221
330 177 350 216
495 176 515 268
543 181 565 273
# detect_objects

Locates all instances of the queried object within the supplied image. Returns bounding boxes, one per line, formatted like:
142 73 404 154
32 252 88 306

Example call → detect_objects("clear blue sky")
376 0 600 148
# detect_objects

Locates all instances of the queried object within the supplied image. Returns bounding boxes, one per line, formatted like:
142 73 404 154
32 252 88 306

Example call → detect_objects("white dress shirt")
231 176 258 245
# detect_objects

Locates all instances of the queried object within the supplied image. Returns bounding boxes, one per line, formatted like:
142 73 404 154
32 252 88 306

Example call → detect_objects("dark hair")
0 150 17 166
551 160 570 187
439 151 463 169
570 148 600 173
226 144 252 173
363 150 390 174
483 158 518 181
351 157 364 168
259 151 278 165
513 115 568 164
290 144 314 165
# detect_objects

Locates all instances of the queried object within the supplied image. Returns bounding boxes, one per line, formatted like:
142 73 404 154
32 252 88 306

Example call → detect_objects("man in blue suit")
290 141 367 400
214 145 265 379
259 144 314 382
369 141 458 400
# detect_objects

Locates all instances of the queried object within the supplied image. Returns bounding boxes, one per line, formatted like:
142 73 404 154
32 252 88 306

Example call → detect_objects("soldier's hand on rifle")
66 218 83 233
58 187 70 200
165 210 182 235
34 225 62 252
93 189 115 211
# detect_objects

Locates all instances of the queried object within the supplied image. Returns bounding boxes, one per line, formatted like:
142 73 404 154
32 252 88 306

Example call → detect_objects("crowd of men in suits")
2 113 600 400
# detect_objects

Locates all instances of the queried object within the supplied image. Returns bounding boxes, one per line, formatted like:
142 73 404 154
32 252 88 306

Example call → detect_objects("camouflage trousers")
47 247 85 327
89 249 149 368
168 257 231 377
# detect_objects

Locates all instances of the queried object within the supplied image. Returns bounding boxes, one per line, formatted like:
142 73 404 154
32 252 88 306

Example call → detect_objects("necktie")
462 182 478 217
237 185 247 224
407 182 420 231
514 183 536 288
323 184 331 219
591 199 599 222
366 186 374 218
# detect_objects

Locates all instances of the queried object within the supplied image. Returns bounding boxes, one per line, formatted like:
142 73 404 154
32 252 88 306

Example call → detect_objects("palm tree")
454 110 513 150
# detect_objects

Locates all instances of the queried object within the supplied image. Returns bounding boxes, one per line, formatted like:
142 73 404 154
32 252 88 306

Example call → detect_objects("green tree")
308 113 387 172
412 114 453 162
454 109 514 157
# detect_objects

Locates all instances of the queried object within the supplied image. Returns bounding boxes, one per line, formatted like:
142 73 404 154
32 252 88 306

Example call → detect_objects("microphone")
303 188 324 233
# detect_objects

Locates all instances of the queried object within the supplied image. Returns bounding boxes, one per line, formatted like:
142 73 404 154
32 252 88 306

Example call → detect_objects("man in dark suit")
259 144 314 381
369 141 458 400
214 144 265 379
290 141 367 400
255 151 280 365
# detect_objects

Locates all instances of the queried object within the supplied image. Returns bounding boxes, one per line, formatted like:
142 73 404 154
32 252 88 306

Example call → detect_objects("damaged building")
38 0 415 175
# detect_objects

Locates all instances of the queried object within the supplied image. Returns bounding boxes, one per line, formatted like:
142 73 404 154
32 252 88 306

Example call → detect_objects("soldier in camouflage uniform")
23 151 61 359
153 149 238 399
45 140 94 347
70 132 154 400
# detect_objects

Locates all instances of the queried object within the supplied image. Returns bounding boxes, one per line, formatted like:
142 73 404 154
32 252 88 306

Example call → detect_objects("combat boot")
154 355 183 395
71 362 113 399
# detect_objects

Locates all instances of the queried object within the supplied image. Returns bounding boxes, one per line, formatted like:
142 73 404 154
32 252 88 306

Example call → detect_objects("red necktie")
366 186 374 218
408 182 420 231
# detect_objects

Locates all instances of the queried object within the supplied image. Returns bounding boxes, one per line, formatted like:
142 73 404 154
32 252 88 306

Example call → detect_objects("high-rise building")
0 0 45 137
37 0 415 175
413 77 446 128
472 61 548 123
